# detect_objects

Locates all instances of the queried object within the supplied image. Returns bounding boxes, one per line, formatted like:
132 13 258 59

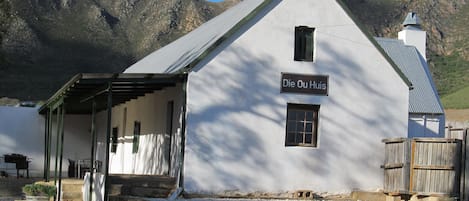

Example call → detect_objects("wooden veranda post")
89 100 97 201
103 82 113 201
57 103 66 201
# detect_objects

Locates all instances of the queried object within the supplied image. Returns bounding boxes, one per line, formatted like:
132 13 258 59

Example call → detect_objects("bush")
22 183 56 197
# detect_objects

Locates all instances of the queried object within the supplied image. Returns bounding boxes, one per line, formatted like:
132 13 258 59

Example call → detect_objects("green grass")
441 85 469 109
430 52 469 96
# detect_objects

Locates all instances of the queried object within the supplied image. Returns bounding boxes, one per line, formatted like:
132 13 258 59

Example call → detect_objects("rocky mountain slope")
0 0 239 101
1 0 468 107
343 0 469 98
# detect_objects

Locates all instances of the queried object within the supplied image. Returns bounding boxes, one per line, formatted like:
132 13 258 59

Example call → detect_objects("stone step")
108 195 149 201
61 179 84 201
109 184 123 195
62 191 83 200
108 174 175 189
62 183 83 192
124 186 172 198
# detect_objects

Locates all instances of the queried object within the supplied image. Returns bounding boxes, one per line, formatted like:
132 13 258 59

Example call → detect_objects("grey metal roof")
375 37 444 114
403 12 421 27
124 0 266 73
124 0 412 89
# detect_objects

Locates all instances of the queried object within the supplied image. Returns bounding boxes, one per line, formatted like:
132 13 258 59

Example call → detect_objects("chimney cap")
403 12 421 27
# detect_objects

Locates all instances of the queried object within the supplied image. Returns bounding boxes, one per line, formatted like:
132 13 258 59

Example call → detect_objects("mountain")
0 0 239 101
342 0 469 101
1 0 469 109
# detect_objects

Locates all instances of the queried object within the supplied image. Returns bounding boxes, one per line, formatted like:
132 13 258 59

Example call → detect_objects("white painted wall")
408 113 445 138
95 84 184 177
184 0 409 194
0 106 91 178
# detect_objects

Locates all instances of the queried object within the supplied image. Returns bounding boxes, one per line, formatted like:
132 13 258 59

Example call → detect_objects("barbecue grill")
3 153 30 178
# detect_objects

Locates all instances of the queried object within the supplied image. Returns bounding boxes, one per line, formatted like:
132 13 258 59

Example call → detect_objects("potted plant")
22 182 56 201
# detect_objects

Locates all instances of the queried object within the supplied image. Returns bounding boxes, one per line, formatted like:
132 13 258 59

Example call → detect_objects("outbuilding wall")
184 0 409 194
0 106 90 177
408 113 445 138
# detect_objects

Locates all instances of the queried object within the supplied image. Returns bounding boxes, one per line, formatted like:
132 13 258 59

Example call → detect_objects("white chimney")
398 12 427 61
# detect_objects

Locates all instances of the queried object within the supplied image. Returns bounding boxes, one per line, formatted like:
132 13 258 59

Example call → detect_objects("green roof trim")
336 0 413 89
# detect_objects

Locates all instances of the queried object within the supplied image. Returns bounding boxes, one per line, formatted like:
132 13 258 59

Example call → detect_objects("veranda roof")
38 73 186 114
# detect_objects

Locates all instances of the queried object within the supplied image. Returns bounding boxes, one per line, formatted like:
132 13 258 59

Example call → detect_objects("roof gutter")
38 74 84 114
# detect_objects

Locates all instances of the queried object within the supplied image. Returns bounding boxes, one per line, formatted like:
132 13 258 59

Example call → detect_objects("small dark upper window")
285 103 319 147
294 26 315 61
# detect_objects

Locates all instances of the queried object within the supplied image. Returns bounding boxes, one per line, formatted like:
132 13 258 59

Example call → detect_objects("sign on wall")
281 73 328 95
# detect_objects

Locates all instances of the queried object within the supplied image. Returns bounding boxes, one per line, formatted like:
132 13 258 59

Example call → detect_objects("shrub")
22 183 56 197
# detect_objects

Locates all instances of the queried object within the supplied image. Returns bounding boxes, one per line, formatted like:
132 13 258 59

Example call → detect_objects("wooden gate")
383 138 410 194
383 138 462 196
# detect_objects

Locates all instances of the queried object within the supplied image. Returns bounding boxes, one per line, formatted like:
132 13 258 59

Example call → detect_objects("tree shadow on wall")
182 0 408 192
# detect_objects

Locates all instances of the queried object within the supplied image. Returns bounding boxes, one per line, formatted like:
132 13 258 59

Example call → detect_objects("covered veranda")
38 73 186 200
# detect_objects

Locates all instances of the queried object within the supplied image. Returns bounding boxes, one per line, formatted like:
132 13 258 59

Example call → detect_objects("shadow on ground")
0 177 42 200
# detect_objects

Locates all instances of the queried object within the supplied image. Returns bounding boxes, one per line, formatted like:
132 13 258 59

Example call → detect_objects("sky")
206 0 225 2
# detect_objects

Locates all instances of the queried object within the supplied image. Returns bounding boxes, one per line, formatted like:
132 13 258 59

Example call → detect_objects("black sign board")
281 73 328 95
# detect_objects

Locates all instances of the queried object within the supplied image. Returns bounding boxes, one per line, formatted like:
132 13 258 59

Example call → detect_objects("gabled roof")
124 0 412 88
375 37 444 114
124 0 267 73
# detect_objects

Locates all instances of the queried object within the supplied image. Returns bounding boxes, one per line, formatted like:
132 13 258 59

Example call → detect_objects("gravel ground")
0 177 41 201
0 197 22 201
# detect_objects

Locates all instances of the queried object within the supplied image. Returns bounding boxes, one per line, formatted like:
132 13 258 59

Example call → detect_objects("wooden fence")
383 137 464 197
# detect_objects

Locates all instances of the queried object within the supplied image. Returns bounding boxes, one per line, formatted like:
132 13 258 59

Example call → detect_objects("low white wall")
0 106 92 178
0 106 44 177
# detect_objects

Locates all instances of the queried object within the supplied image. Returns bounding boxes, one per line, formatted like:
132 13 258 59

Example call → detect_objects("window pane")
296 132 304 144
297 122 304 132
305 123 312 132
306 111 313 121
297 111 305 121
305 134 312 144
305 33 313 61
288 110 296 120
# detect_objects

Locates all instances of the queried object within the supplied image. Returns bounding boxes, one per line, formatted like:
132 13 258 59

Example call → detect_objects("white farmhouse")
37 0 443 200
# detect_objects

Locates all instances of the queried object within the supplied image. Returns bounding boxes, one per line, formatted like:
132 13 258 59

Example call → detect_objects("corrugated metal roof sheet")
376 37 444 114
124 0 266 73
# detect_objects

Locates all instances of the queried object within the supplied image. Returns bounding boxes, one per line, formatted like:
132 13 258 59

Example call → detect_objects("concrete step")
125 186 172 198
61 179 84 201
62 191 83 199
62 183 83 192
